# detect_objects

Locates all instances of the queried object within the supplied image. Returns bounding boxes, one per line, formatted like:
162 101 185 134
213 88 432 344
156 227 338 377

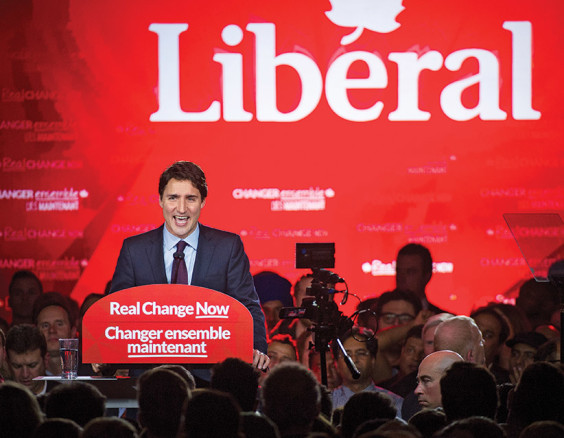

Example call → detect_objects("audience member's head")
340 391 397 438
516 278 560 329
308 349 342 390
519 421 564 438
267 334 298 366
31 418 82 438
396 243 433 300
0 381 43 438
240 412 281 438
470 306 510 366
373 419 422 438
334 326 378 388
6 324 48 394
44 381 106 427
434 316 485 365
32 292 76 358
253 271 293 332
9 270 43 325
433 416 504 438
408 409 447 438
138 367 190 437
440 361 498 422
398 325 424 377
81 417 139 438
154 364 196 390
211 357 259 412
414 350 463 409
421 313 453 357
183 389 242 438
261 362 320 437
506 331 548 384
375 289 422 331
507 361 564 430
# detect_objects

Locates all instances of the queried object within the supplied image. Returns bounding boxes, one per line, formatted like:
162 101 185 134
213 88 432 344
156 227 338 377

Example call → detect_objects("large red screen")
1 0 563 320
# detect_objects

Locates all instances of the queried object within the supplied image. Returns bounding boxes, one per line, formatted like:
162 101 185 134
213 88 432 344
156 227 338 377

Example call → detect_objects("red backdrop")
1 0 563 320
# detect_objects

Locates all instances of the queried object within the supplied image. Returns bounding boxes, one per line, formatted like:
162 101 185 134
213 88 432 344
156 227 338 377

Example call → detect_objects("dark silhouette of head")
32 418 82 438
211 357 259 412
81 417 138 438
44 381 106 427
183 389 242 438
261 362 320 436
440 361 498 422
0 381 43 438
138 367 190 437
340 391 397 438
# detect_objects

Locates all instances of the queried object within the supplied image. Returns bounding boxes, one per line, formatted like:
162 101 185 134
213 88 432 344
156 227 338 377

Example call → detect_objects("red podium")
82 285 254 364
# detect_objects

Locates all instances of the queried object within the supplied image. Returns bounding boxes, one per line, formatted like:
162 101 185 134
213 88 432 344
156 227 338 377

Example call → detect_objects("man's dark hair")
519 421 564 438
434 416 504 438
240 412 280 438
508 362 564 428
340 391 397 438
269 334 298 357
211 358 259 412
32 418 82 438
158 161 208 201
81 417 138 438
155 364 196 390
333 326 378 359
375 289 422 319
261 362 320 436
0 381 43 438
470 305 510 345
440 362 498 421
183 389 241 438
408 408 447 438
6 324 47 357
9 270 43 296
405 324 424 342
44 381 106 427
32 291 73 326
138 368 190 437
397 243 433 275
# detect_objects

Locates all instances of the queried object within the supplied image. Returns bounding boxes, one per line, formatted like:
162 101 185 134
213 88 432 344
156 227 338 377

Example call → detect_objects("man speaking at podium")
109 161 269 371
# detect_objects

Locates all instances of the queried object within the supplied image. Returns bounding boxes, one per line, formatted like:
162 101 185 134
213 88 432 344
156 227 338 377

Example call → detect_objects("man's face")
509 343 536 381
399 336 424 376
337 336 374 386
422 326 437 357
37 305 75 353
267 341 297 369
414 358 444 409
159 179 205 239
396 254 430 298
262 300 284 332
8 348 47 394
473 313 502 365
9 278 42 320
378 299 416 331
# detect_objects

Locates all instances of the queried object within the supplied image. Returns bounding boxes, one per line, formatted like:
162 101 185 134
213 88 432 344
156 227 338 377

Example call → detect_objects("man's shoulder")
199 224 241 243
122 225 163 247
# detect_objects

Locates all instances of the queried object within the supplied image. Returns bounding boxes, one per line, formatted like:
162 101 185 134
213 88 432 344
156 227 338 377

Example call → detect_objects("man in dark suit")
395 243 447 314
110 161 269 370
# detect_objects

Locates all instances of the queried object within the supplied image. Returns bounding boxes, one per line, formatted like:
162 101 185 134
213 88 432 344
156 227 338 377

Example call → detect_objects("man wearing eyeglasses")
331 326 403 414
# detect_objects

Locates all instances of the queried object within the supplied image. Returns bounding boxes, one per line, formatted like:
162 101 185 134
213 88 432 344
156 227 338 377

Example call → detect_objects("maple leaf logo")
325 0 405 45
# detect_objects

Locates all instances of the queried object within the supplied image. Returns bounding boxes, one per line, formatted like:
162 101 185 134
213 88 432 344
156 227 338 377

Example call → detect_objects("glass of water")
59 338 79 379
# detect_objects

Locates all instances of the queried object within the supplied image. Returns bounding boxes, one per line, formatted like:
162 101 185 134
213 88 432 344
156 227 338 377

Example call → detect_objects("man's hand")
252 349 270 371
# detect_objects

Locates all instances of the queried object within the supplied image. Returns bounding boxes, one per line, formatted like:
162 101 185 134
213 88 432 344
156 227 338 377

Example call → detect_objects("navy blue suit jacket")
109 224 267 352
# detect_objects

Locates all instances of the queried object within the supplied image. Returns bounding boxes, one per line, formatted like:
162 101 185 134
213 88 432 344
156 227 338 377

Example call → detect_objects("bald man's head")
414 350 463 409
434 316 485 365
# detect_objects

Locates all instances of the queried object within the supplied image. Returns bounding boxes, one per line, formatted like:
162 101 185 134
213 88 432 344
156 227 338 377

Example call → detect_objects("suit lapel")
192 224 214 286
146 225 168 284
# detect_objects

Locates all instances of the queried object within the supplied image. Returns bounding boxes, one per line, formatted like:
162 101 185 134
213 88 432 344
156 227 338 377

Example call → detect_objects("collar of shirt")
163 223 200 252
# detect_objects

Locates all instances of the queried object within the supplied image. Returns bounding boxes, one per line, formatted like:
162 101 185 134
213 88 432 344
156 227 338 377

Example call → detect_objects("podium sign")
82 285 254 364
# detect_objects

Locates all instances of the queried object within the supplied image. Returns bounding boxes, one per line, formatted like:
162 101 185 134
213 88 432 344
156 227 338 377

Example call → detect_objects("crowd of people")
0 242 562 438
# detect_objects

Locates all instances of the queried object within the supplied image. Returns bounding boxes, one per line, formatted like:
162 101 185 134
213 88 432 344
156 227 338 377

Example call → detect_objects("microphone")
173 249 185 260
